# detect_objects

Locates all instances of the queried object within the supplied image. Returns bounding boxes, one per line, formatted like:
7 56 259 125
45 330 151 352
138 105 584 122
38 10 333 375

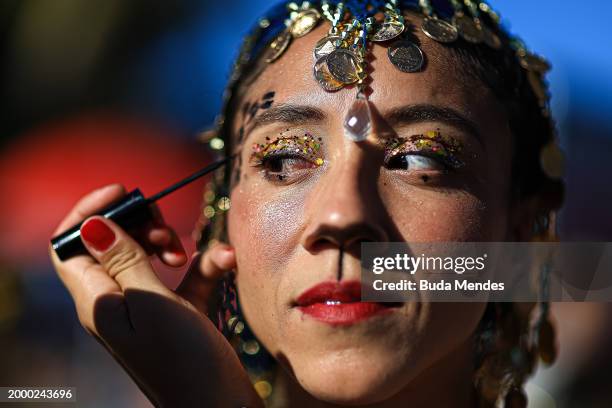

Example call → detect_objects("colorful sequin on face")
252 133 324 166
385 130 465 169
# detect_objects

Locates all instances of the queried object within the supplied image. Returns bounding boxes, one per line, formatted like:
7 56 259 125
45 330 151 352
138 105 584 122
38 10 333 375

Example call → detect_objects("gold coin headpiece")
212 0 555 144
208 0 556 148
197 0 564 244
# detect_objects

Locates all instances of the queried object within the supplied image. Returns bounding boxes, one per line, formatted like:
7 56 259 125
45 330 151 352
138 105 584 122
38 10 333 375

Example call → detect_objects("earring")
535 255 557 365
217 271 278 402
502 212 558 407
504 386 528 408
218 271 243 338
535 212 558 365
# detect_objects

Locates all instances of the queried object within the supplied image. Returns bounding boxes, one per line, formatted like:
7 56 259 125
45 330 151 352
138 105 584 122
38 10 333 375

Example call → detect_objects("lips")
295 281 399 326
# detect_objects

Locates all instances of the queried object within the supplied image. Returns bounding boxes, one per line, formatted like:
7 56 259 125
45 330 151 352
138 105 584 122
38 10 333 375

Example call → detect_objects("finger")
201 242 236 279
79 216 173 297
53 184 126 235
148 227 172 247
175 252 209 314
147 226 187 267
145 204 187 267
148 202 165 227
175 244 236 314
49 185 130 336
49 244 126 337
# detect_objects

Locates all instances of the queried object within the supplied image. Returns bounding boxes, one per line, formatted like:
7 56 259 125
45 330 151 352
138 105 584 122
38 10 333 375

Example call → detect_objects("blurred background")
0 0 611 406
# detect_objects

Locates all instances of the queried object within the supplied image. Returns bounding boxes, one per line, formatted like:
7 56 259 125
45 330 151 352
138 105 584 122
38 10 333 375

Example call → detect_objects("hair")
197 1 565 406
446 33 564 208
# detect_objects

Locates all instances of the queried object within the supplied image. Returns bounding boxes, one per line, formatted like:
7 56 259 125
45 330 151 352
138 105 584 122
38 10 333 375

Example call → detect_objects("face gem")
344 95 373 142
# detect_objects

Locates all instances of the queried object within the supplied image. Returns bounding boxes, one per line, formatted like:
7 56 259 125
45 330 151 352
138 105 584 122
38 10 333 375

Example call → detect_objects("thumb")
80 216 172 297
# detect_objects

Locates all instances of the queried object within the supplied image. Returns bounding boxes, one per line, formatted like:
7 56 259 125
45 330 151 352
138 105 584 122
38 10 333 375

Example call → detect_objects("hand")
49 184 262 408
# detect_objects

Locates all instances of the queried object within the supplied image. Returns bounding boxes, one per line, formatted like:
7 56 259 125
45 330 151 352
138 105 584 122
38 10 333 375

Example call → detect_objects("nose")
300 140 390 257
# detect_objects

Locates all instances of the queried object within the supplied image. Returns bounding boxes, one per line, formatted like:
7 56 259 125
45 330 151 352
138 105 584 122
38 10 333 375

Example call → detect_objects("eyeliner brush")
147 155 232 203
51 155 234 261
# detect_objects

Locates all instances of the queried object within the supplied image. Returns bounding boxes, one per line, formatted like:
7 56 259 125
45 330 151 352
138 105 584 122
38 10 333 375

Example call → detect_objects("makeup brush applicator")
51 156 233 261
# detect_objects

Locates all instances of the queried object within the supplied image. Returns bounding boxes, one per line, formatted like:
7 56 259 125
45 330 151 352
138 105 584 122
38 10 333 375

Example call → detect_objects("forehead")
237 14 508 138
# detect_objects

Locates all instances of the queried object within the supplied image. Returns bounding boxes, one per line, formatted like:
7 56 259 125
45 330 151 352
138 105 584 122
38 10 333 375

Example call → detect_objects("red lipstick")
295 281 397 326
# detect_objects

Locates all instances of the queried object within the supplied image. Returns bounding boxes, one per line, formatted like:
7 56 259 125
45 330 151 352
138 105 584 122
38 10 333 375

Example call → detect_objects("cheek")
382 186 506 241
227 183 307 352
229 184 306 275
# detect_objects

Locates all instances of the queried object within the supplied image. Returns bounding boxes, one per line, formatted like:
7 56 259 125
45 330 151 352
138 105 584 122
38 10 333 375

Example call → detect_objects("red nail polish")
81 219 116 251
172 249 186 257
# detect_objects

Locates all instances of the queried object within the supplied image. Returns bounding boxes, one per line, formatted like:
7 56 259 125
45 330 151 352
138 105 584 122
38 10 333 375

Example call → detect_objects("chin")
293 350 411 405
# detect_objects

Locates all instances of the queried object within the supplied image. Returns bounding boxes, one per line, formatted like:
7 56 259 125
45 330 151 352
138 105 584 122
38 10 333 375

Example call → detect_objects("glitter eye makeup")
384 130 465 171
250 132 324 182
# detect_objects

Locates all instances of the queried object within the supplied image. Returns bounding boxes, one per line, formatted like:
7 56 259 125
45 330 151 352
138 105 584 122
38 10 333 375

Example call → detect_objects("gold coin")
313 34 341 59
481 25 502 49
519 52 551 73
326 48 361 84
453 14 484 44
254 381 272 399
242 340 260 355
263 30 292 63
313 55 344 91
540 142 565 179
421 17 458 43
388 40 424 73
217 196 231 211
527 71 548 103
290 9 321 38
372 19 405 42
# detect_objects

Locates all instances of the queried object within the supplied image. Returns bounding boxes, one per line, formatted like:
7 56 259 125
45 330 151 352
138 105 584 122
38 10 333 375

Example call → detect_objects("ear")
508 196 540 241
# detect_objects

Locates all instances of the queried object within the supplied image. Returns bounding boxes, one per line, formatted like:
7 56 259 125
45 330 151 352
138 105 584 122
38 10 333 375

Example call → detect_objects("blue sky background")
490 0 612 121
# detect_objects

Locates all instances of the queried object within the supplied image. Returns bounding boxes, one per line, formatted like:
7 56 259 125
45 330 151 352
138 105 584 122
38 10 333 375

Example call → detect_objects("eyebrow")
245 102 483 147
383 104 484 147
248 103 327 133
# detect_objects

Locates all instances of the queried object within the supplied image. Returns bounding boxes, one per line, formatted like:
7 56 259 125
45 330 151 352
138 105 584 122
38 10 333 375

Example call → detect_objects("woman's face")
226 15 516 404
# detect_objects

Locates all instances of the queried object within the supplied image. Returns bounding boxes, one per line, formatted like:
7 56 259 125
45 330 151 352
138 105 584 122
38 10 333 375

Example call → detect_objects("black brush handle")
51 189 153 261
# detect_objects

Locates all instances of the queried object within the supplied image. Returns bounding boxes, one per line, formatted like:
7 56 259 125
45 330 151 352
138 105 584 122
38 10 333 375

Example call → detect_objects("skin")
49 13 540 408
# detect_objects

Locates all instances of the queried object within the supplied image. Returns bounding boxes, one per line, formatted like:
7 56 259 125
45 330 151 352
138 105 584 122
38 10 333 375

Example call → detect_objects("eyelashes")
384 130 465 170
250 133 324 181
251 132 324 164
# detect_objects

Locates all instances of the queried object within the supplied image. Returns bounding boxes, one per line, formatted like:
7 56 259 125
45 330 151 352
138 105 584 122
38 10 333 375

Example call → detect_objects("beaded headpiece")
196 0 565 245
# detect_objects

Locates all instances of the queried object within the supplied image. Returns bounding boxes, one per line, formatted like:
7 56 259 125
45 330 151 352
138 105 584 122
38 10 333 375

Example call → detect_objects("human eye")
386 153 447 171
384 130 464 173
249 132 324 183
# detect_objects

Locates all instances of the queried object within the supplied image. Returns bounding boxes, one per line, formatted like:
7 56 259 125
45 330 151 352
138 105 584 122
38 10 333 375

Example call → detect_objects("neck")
270 339 477 408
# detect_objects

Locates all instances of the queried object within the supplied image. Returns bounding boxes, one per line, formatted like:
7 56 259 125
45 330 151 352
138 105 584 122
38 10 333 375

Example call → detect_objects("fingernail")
81 218 116 251
172 249 186 257
215 249 235 265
